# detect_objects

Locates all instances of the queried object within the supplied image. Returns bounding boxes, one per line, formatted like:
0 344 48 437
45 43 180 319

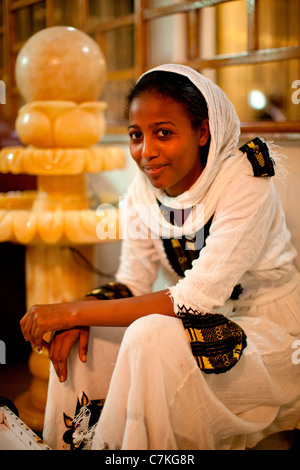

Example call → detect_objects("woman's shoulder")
218 154 278 215
226 152 274 195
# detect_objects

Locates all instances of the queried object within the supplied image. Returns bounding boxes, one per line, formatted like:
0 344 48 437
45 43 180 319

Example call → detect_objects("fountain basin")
0 191 120 244
0 145 126 175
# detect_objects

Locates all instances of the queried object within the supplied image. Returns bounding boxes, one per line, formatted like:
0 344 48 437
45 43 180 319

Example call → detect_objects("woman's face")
128 92 209 197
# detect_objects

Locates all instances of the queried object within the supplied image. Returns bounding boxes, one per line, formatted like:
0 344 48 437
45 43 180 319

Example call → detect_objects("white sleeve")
115 195 161 297
169 174 278 314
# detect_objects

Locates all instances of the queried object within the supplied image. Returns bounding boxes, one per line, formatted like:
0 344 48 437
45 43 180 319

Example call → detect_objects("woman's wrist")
68 300 93 328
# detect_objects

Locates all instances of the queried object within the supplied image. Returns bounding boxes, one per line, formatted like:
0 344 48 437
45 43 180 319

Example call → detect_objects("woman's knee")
122 313 182 349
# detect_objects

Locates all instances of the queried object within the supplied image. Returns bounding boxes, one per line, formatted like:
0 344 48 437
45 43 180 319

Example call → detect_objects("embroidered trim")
177 304 204 316
161 212 214 277
179 311 247 374
63 392 105 450
86 281 134 300
239 137 275 177
162 238 197 277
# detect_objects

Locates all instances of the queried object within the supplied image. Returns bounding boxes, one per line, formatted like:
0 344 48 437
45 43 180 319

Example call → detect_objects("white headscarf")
124 64 247 239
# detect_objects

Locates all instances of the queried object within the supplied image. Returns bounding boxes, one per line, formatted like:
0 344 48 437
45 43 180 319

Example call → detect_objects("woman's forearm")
73 289 176 327
20 289 176 350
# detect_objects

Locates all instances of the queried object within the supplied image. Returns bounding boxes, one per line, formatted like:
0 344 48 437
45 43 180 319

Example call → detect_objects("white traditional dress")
43 64 300 450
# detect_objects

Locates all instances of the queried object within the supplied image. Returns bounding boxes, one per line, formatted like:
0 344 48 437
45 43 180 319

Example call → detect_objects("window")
1 0 299 134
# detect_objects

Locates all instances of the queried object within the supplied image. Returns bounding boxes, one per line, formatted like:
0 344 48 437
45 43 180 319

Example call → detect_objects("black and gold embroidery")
179 309 247 374
162 236 200 277
63 392 105 450
159 205 243 300
239 137 275 177
86 281 133 300
161 208 214 277
230 283 243 300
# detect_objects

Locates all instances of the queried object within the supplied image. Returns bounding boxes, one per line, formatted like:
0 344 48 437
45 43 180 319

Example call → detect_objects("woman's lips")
144 164 168 176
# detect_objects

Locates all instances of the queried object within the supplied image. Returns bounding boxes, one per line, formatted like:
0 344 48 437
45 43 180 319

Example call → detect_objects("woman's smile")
143 163 169 176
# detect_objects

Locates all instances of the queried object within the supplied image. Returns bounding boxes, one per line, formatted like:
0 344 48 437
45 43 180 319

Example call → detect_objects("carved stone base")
16 244 96 432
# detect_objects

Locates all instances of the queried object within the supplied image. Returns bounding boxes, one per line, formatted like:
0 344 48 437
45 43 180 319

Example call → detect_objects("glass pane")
102 78 134 128
105 26 134 72
216 0 300 121
0 0 3 25
88 0 134 21
216 0 247 55
258 0 300 49
15 3 46 43
0 37 3 74
54 0 82 27
149 13 187 66
87 1 134 72
217 60 300 122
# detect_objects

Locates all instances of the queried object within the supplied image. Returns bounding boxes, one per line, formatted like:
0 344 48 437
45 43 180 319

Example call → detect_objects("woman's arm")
168 174 277 315
20 289 175 352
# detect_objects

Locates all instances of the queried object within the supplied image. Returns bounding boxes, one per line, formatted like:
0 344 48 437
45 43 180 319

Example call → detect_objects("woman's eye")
157 129 172 138
129 131 142 140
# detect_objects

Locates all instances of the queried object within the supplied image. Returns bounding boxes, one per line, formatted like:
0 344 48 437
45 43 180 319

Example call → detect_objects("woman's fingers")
49 331 73 382
20 311 32 343
20 308 49 352
20 306 42 348
20 304 89 378
20 302 75 350
78 327 90 363
48 328 90 382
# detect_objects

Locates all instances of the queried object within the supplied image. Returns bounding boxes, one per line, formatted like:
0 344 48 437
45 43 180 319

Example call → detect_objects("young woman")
20 64 300 450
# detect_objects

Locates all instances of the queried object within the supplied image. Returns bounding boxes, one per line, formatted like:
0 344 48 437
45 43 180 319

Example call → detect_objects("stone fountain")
0 26 125 431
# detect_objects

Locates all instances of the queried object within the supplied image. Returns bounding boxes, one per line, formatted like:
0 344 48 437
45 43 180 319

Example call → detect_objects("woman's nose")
141 136 158 160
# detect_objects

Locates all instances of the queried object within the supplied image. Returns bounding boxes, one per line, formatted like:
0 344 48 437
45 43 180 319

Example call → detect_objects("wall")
272 138 300 270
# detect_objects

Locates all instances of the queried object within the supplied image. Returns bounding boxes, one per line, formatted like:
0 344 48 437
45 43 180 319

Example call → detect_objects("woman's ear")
198 119 210 146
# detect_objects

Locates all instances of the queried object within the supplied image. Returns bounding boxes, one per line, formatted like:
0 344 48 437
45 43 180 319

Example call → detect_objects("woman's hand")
48 327 90 383
20 302 78 351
